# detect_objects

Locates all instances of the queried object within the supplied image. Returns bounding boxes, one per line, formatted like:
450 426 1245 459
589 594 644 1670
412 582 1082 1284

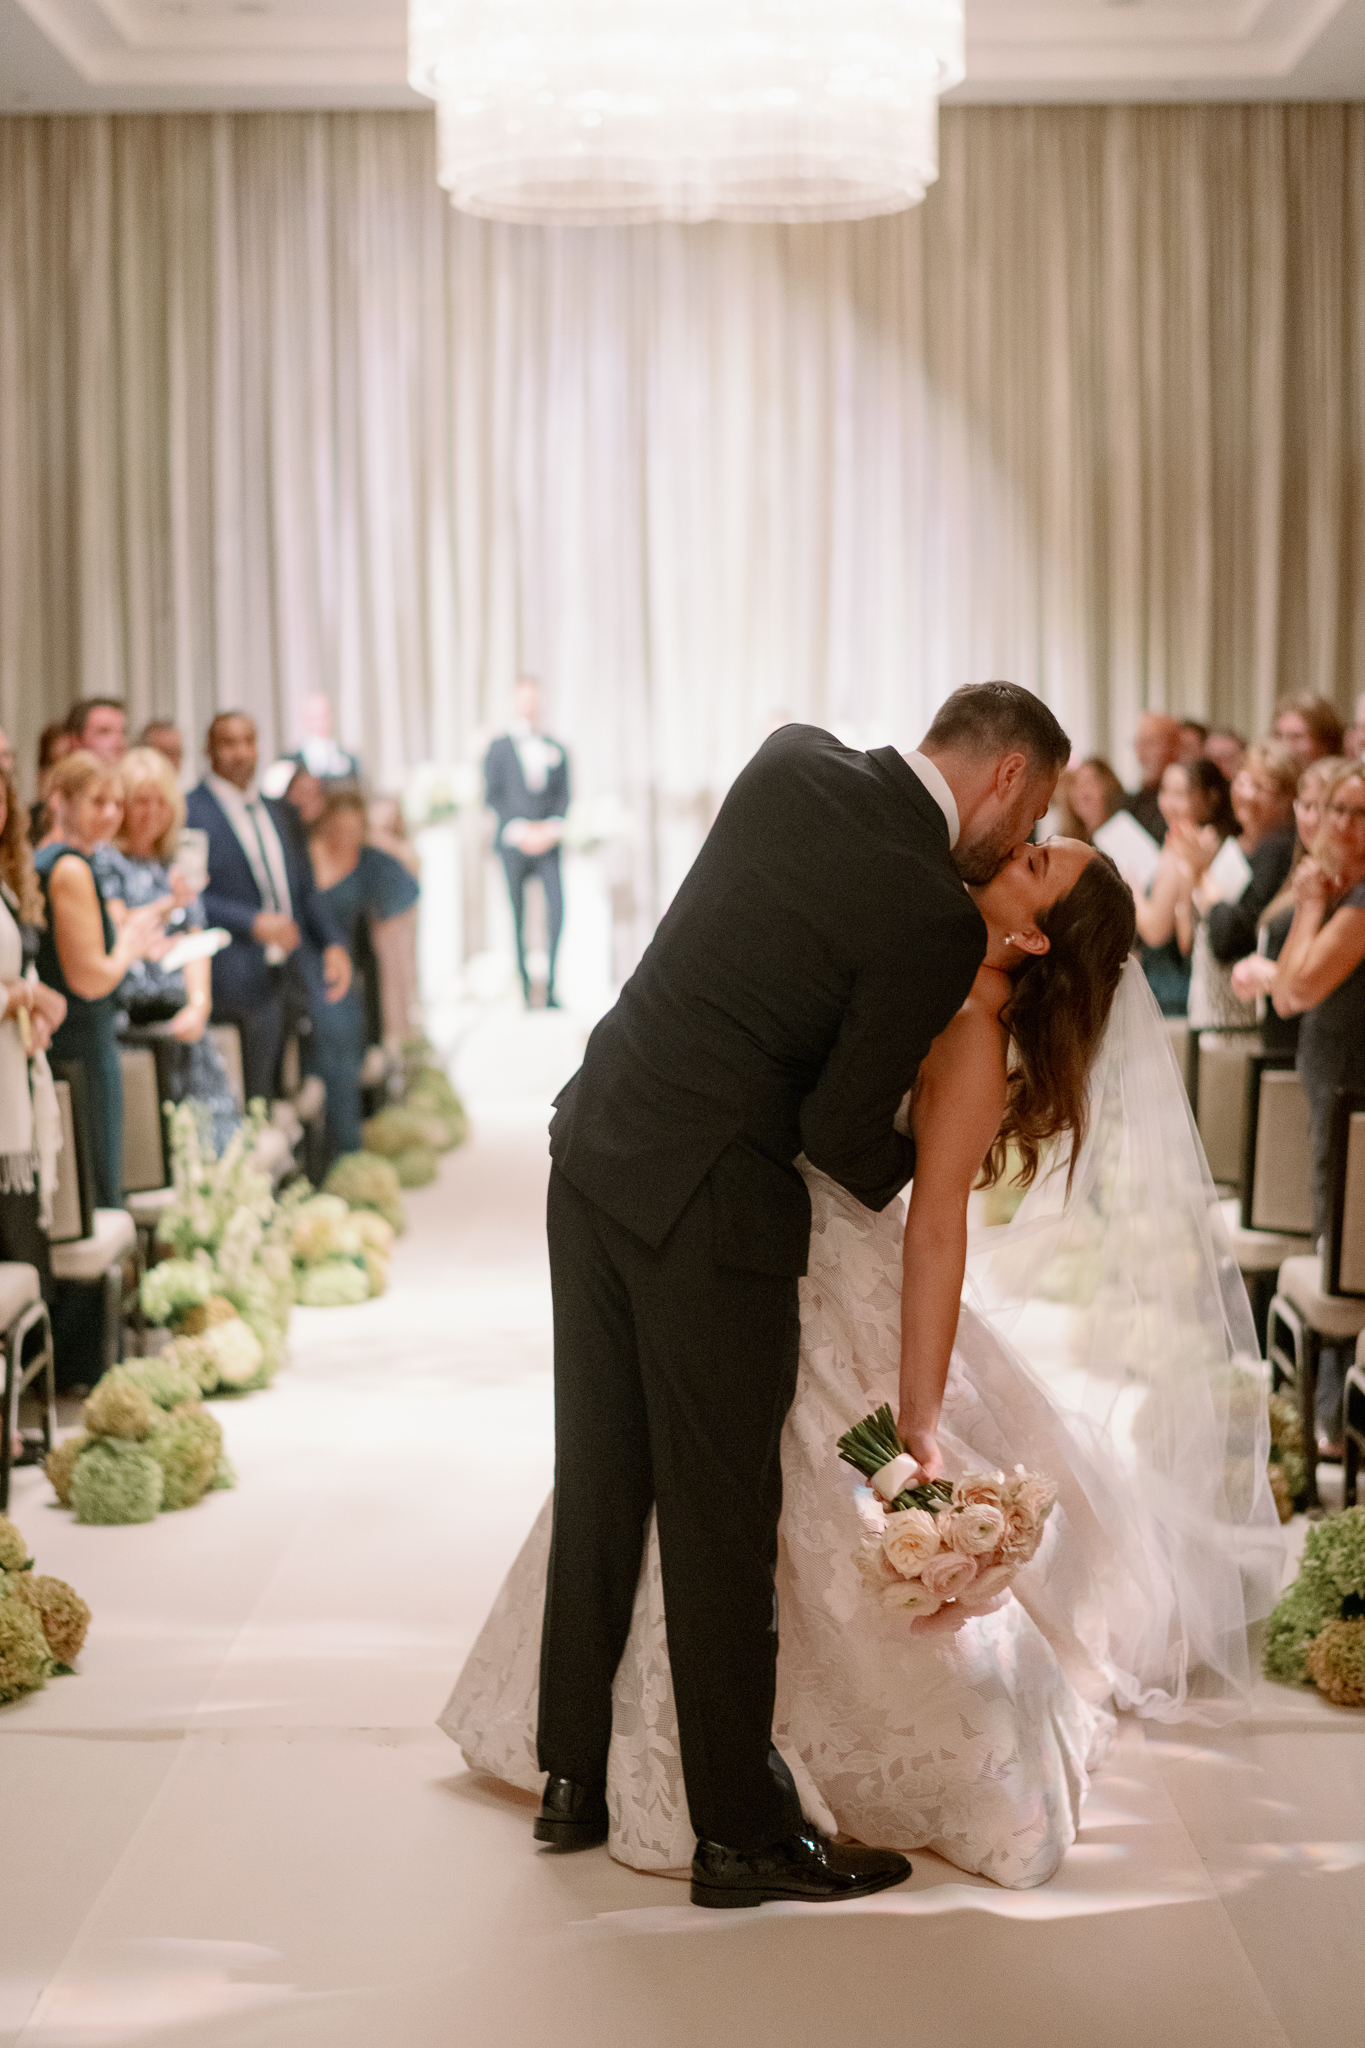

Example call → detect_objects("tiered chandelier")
409 0 965 226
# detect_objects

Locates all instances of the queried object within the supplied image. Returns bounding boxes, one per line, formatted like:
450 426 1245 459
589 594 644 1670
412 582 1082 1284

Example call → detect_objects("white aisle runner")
1 1099 1354 2047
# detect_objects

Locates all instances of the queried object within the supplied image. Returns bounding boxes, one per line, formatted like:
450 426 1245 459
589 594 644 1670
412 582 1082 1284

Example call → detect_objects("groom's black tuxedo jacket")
550 724 986 1277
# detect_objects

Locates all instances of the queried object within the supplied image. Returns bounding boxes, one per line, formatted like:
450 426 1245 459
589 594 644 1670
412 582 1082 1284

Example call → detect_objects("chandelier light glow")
409 1 965 225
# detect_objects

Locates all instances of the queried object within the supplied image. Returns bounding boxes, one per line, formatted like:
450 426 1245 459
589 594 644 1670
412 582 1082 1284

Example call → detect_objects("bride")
443 841 1283 1892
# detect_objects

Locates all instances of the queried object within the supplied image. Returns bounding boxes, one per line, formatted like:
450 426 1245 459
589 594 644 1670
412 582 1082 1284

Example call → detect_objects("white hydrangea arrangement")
288 1193 393 1306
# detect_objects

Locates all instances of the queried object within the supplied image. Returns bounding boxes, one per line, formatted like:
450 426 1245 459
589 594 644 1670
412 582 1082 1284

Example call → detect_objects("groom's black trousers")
538 1163 805 1852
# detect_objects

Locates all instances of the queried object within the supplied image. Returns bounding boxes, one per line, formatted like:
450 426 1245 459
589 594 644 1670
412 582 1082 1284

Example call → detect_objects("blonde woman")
1230 756 1350 1052
94 747 237 1152
34 751 169 1207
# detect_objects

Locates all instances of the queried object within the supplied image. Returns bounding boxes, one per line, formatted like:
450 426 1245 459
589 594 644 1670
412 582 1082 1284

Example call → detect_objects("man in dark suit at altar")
186 710 351 1103
483 675 571 1009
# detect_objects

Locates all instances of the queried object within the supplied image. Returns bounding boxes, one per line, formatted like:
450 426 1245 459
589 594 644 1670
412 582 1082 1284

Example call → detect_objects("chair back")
1241 1054 1316 1237
47 1074 94 1245
1326 1090 1365 1296
209 1024 245 1110
1195 1032 1257 1189
119 1046 167 1193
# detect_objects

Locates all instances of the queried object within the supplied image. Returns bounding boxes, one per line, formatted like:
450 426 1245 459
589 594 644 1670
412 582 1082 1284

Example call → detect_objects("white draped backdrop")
2 104 1364 927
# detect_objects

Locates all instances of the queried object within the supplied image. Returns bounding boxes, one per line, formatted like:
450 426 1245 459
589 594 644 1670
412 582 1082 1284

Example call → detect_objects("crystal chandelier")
409 1 965 226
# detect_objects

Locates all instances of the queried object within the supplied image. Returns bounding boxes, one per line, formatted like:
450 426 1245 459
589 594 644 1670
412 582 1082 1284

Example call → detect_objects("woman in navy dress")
305 785 420 1162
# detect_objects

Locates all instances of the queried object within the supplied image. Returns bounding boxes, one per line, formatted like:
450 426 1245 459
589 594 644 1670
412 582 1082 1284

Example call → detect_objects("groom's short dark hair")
924 683 1069 773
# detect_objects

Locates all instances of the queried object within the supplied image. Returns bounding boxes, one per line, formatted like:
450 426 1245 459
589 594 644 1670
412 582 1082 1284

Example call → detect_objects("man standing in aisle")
484 675 571 1009
187 711 351 1103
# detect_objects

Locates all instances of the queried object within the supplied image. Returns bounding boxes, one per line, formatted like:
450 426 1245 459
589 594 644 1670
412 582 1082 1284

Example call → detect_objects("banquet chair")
1218 1055 1315 1347
208 1020 294 1185
118 1042 176 1269
1190 1029 1260 1190
1343 1345 1365 1510
1267 1088 1365 1509
0 1263 55 1512
47 1070 139 1389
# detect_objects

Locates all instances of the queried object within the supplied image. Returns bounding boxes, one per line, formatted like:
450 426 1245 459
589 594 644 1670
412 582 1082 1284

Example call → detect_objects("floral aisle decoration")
289 1193 394 1305
140 1105 296 1390
1264 1507 1365 1704
0 1513 90 1702
321 1150 406 1234
836 1406 1057 1622
44 1359 233 1524
1266 1393 1308 1524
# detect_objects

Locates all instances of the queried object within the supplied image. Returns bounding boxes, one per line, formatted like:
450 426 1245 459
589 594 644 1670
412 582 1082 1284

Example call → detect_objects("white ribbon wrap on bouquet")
870 1453 919 1501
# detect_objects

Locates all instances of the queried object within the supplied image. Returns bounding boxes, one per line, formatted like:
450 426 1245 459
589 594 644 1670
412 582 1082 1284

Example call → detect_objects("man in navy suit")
187 711 351 1103
483 675 571 1008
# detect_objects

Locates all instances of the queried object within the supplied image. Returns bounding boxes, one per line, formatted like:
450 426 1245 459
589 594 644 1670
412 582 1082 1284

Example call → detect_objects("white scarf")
0 894 33 1178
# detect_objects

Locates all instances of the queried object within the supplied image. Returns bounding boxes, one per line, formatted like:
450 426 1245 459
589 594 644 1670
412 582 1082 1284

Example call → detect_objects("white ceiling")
2 0 1364 114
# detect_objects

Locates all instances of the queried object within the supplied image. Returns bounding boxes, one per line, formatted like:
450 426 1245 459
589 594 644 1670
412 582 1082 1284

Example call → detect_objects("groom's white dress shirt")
902 752 960 851
206 772 295 963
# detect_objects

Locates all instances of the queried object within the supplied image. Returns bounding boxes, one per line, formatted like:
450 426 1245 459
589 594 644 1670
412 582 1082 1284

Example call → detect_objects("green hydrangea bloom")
104 1357 202 1413
362 1248 391 1298
163 1317 264 1394
1305 1617 1365 1706
140 1257 215 1327
0 1514 30 1572
1304 1508 1365 1604
0 1591 52 1701
82 1378 157 1443
404 1069 467 1150
212 1455 238 1490
145 1407 224 1511
1263 1571 1339 1685
392 1144 437 1189
70 1440 166 1524
322 1152 406 1234
361 1107 436 1161
290 1195 360 1267
1268 1393 1304 1455
297 1258 370 1308
44 1435 90 1508
11 1572 91 1664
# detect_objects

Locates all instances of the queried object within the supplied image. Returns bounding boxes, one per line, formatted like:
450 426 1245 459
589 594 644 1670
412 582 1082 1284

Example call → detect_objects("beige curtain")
2 105 1363 913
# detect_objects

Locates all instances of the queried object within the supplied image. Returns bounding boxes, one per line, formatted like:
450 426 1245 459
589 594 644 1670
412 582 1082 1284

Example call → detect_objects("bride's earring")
1004 934 1016 947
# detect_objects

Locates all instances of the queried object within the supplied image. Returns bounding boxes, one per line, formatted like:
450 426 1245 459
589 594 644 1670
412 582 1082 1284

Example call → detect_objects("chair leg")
1301 1329 1322 1510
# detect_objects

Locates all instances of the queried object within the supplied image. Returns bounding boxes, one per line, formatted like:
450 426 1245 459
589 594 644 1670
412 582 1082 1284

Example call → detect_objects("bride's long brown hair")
981 850 1137 1195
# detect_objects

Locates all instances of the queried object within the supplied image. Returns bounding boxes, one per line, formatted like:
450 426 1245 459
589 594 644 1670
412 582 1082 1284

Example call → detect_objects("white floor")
4 1014 1364 2048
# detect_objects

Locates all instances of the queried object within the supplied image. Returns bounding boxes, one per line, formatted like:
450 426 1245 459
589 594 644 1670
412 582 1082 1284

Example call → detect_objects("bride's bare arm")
897 985 1008 1478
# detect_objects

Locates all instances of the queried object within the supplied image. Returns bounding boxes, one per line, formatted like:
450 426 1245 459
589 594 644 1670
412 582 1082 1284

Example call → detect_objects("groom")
537 684 1069 1906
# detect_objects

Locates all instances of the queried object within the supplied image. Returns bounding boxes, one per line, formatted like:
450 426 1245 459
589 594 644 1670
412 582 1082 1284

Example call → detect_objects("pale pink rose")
951 1469 1006 1511
954 1561 1016 1609
852 1487 888 1538
919 1549 979 1601
1000 1473 1058 1560
881 1574 944 1618
881 1507 941 1579
941 1503 1007 1557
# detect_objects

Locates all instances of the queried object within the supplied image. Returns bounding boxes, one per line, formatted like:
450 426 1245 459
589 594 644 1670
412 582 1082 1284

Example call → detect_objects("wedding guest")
94 748 237 1153
1272 693 1344 770
484 675 571 1009
1122 712 1183 844
1344 691 1365 762
32 723 78 846
34 752 169 1207
187 712 350 1105
0 727 14 784
305 786 419 1159
1271 763 1365 1449
281 764 327 841
366 795 422 1044
1204 727 1247 783
138 719 184 777
64 698 128 766
1131 758 1236 1016
1178 744 1298 1028
0 761 65 1281
286 694 362 786
1177 719 1209 764
1054 757 1124 844
1232 757 1350 1054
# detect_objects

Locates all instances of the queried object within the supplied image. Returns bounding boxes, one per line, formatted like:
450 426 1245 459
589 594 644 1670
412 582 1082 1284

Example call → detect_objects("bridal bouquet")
837 1406 1057 1621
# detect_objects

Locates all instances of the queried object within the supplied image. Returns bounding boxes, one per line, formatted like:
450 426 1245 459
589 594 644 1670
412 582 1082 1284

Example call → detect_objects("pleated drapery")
2 105 1364 907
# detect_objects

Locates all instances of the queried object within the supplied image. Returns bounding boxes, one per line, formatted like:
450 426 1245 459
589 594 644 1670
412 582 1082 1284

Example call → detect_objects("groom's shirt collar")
901 752 960 850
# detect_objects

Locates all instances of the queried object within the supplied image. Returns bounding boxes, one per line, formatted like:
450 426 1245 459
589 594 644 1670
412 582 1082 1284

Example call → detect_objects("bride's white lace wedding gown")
441 965 1284 1891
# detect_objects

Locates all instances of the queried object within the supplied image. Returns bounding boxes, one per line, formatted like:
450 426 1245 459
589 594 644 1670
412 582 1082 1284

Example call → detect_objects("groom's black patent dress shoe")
691 1828 910 1909
533 1777 609 1851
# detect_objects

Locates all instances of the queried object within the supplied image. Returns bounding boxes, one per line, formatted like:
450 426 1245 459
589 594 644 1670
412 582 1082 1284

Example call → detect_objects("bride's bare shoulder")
914 972 1008 1124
